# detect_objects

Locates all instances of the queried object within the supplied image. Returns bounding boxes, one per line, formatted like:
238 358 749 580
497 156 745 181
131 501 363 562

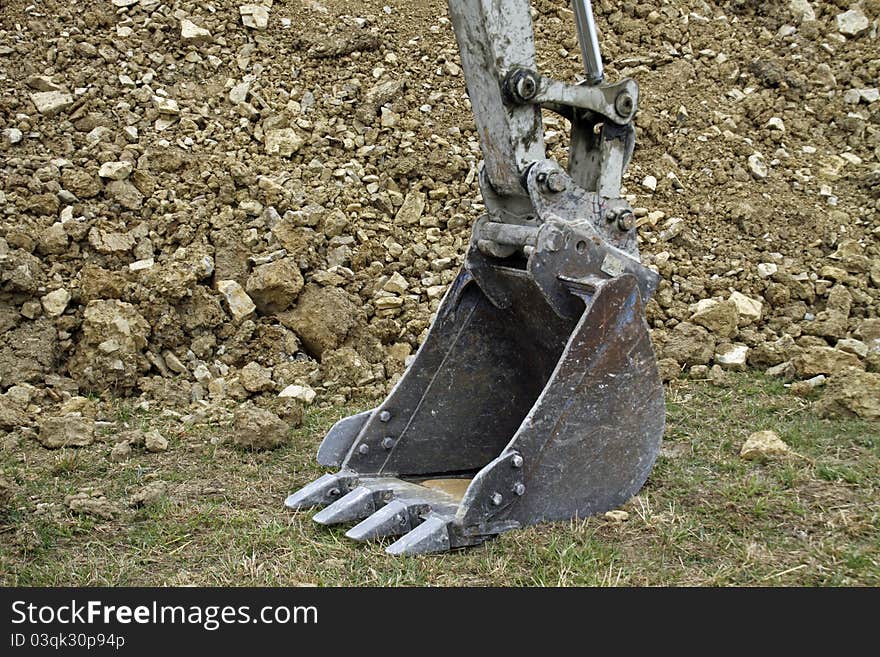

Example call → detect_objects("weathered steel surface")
447 0 545 197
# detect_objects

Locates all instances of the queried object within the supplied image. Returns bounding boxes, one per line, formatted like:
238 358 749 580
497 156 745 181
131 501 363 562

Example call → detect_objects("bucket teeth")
386 516 452 555
345 500 419 542
312 486 376 525
284 472 355 510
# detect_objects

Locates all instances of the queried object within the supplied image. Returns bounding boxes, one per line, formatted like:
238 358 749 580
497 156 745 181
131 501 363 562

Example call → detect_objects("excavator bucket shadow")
285 266 664 554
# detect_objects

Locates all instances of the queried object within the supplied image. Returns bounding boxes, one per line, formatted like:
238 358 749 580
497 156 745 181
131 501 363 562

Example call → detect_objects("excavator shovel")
285 0 665 554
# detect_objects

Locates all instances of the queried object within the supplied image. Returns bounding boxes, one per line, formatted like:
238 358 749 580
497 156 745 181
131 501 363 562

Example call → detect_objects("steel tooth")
386 516 452 555
312 487 376 525
345 500 418 542
284 473 353 510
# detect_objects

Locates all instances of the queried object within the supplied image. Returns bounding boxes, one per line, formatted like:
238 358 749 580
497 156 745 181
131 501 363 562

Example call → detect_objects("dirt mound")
0 0 878 423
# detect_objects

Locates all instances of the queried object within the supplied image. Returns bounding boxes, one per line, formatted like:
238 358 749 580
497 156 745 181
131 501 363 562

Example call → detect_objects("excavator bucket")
285 0 666 553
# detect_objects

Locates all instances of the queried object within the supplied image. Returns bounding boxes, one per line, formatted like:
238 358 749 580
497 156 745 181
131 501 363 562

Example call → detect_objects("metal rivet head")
615 91 634 118
328 487 340 497
490 492 503 506
357 444 370 455
616 210 636 231
378 410 391 422
382 437 394 450
511 454 524 468
513 483 526 496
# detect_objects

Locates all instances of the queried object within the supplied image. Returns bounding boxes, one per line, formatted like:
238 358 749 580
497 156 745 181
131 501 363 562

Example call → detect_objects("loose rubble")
0 0 877 454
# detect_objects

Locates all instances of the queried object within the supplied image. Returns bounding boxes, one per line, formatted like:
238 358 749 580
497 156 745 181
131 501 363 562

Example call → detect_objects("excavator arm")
284 0 665 555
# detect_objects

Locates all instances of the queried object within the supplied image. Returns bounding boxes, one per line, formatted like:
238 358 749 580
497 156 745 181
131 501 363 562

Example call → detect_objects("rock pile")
0 0 877 430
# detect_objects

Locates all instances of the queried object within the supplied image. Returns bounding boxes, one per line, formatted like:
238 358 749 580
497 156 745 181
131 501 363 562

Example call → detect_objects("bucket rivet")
490 492 503 506
382 437 394 449
511 454 524 468
513 483 526 496
328 488 340 497
378 410 391 422
358 444 370 455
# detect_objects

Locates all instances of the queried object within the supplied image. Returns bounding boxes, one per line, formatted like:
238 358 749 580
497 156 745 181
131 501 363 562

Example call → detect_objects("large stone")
1 249 44 294
660 322 716 366
232 405 289 450
0 393 29 431
836 338 868 359
748 153 768 179
715 343 749 371
689 299 739 338
245 258 304 314
239 361 274 393
37 415 94 448
264 128 303 157
656 357 682 382
104 180 144 210
279 285 358 359
68 300 151 393
322 346 372 386
217 280 256 321
817 368 880 420
98 161 133 180
30 91 73 115
826 285 852 315
837 9 869 36
728 291 763 325
740 430 790 461
792 346 862 377
38 222 69 255
804 286 853 340
278 384 316 404
396 190 426 224
788 0 815 23
855 319 880 342
240 4 270 30
180 19 211 43
383 272 409 294
357 78 407 124
803 311 848 341
749 334 800 368
88 227 136 254
144 430 169 452
41 288 71 317
61 167 101 198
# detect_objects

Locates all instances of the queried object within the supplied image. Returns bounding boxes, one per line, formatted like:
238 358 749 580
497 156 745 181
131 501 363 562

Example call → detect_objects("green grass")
1 373 878 586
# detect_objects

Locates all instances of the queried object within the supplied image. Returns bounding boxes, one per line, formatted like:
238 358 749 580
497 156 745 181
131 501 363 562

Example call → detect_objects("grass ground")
1 373 878 586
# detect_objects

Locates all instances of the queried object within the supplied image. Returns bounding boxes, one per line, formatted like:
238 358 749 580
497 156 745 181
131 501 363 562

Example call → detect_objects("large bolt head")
616 210 636 231
615 91 634 118
514 72 539 100
544 171 568 193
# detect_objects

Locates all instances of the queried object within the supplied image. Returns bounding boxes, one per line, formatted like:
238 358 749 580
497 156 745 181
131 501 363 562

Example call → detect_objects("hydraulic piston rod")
572 0 604 85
